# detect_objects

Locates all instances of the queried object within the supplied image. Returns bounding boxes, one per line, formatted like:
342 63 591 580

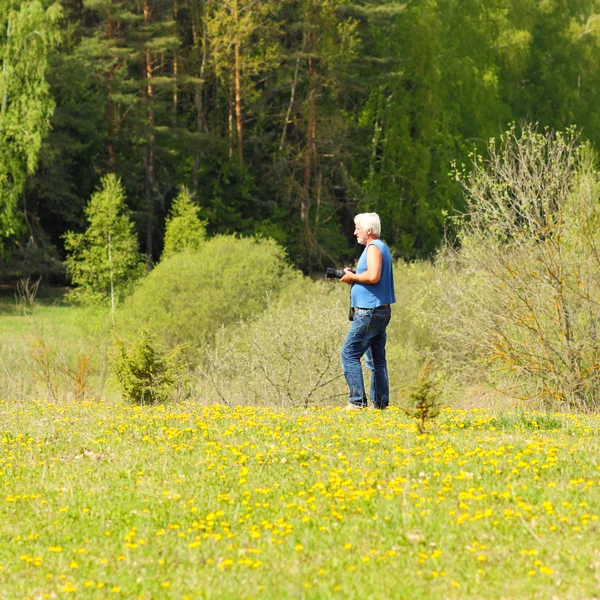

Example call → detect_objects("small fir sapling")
110 326 185 405
402 361 442 434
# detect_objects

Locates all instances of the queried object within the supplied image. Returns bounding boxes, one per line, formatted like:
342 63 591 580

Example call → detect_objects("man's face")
354 221 370 245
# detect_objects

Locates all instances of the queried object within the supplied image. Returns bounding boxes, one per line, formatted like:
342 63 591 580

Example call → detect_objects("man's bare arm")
340 244 382 285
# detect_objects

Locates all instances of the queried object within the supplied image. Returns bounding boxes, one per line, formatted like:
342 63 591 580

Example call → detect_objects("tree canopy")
3 0 600 276
0 0 61 243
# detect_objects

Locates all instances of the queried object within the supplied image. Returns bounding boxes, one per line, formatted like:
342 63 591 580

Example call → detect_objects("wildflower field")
1 402 600 599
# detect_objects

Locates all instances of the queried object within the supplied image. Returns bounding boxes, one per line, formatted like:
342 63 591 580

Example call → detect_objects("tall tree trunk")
173 51 178 114
302 15 318 224
142 0 156 258
193 0 209 190
173 0 178 114
233 0 243 165
228 79 234 159
369 118 382 181
106 14 117 171
280 32 306 152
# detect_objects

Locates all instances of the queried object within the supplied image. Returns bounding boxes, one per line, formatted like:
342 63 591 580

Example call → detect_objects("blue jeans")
340 306 391 409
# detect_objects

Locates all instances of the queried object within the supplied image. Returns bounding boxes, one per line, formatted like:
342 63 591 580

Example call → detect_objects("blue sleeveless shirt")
350 239 396 308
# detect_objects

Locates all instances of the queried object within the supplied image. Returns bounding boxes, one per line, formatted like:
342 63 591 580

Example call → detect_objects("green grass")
1 402 600 599
0 292 95 340
0 296 112 396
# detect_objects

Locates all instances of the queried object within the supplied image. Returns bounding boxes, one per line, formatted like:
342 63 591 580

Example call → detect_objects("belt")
354 304 390 310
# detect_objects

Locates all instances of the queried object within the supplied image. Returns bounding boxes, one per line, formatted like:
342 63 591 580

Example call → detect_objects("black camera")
325 267 355 279
326 267 345 279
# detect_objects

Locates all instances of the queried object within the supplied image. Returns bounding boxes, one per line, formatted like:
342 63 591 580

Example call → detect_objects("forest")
5 6 600 595
2 0 600 279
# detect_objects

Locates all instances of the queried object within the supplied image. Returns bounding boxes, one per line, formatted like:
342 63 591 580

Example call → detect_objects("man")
339 212 395 410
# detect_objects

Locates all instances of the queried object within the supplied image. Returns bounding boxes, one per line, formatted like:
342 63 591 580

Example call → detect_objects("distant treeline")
2 0 600 277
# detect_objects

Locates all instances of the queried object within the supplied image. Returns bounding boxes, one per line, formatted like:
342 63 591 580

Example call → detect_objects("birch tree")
0 0 61 242
64 174 144 319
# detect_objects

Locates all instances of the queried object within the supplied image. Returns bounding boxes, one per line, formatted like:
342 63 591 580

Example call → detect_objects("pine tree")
80 0 140 172
206 0 284 165
110 326 185 404
273 0 361 268
64 174 144 317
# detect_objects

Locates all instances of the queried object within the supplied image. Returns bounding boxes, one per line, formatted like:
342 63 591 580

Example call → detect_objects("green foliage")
202 258 449 408
25 16 108 251
63 174 144 313
162 187 206 260
10 0 600 272
121 235 294 358
0 234 64 281
438 125 600 408
0 0 61 242
401 361 442 434
110 326 185 405
206 0 284 88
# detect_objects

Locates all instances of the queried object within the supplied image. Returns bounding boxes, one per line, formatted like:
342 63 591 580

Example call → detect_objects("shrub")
438 125 600 409
385 260 443 393
0 237 64 282
110 327 185 404
120 235 294 359
401 361 442 433
201 276 349 406
201 260 445 408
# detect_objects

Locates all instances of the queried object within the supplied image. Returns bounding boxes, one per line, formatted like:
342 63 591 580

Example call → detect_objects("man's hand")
340 268 355 285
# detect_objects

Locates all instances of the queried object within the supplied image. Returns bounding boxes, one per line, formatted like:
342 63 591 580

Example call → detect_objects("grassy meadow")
1 400 600 599
2 242 600 599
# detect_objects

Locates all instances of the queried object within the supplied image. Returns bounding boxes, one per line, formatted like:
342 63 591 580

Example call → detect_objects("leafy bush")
400 361 442 433
110 327 185 404
0 237 65 282
120 235 295 359
199 260 445 408
385 261 443 392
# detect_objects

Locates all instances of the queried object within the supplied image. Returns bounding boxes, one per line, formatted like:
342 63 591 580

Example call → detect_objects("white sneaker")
343 404 365 411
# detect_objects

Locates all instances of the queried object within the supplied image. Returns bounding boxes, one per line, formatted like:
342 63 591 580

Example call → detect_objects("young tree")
64 174 144 318
0 0 61 244
162 186 206 258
